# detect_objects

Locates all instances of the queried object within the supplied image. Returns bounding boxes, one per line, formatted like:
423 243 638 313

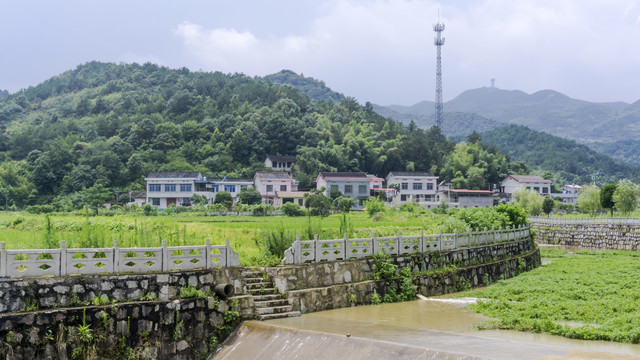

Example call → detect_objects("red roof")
501 175 552 184
449 189 493 194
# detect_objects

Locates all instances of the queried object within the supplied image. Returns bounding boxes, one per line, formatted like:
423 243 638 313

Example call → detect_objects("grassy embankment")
0 211 453 265
463 249 640 343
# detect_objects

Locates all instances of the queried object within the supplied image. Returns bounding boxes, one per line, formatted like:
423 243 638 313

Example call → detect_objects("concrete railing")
283 225 530 265
0 239 241 278
530 215 640 226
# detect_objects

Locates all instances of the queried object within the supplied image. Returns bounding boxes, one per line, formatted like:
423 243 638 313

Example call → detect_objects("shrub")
259 225 296 258
142 203 158 216
25 204 55 214
364 197 385 217
280 202 305 217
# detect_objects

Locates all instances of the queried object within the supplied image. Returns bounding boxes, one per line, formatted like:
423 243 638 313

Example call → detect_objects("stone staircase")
243 269 301 321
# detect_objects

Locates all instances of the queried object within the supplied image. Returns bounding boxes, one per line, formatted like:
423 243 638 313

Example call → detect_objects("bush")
259 225 296 258
280 202 305 216
364 197 385 217
251 204 274 216
25 204 55 214
142 203 158 216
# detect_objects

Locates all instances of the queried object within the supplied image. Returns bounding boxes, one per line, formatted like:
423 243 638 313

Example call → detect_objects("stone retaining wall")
535 223 640 250
267 238 536 293
0 295 253 360
0 267 246 314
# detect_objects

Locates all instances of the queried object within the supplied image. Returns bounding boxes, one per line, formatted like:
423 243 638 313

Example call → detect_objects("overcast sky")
2 0 640 105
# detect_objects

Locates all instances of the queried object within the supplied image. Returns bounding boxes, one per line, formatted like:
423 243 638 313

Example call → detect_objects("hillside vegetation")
0 62 516 209
480 125 640 184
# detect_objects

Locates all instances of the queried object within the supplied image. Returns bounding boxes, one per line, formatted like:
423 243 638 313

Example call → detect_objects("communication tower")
433 13 445 127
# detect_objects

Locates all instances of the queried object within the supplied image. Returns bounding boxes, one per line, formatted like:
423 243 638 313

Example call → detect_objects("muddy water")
215 299 640 360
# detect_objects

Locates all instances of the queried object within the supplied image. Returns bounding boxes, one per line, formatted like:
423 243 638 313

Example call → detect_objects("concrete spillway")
214 300 640 360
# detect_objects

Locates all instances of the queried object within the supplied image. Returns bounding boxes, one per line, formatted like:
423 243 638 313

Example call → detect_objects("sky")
2 0 640 105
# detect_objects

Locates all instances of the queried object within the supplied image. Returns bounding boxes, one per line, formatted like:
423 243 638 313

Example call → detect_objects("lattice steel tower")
433 14 445 127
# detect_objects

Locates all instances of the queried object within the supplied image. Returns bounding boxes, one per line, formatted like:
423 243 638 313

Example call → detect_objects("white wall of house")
254 173 293 205
501 176 552 198
386 173 439 206
146 177 200 209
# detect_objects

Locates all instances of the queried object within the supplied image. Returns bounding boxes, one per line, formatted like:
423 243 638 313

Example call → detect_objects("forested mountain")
0 62 516 209
0 90 8 99
379 87 640 166
480 125 640 185
263 70 345 103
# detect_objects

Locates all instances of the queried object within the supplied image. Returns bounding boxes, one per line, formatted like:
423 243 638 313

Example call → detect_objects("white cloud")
174 0 640 104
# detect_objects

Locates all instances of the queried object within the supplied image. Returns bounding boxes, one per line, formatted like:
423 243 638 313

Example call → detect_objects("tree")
364 197 385 217
81 184 112 215
577 185 601 215
305 192 332 217
542 196 554 215
214 191 233 210
281 202 305 216
613 179 640 216
600 183 618 216
514 188 543 216
190 194 208 206
238 187 262 205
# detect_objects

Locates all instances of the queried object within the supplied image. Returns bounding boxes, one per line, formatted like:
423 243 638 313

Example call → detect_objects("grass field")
0 210 452 265
463 250 640 343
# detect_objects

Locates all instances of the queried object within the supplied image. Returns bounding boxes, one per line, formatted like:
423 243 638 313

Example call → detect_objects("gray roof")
318 172 367 178
266 155 297 162
208 178 253 183
254 172 292 180
387 171 434 178
146 172 201 179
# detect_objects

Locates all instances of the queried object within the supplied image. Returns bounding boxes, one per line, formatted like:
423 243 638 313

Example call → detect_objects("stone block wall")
535 223 640 250
0 267 246 314
0 296 251 360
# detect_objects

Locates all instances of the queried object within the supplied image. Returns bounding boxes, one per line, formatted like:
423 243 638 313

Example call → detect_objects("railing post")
484 227 488 245
0 242 6 277
162 239 169 272
372 231 378 254
295 235 301 264
344 233 348 259
113 240 119 274
453 229 458 249
313 234 319 263
420 229 425 253
396 231 401 255
438 230 443 251
205 239 211 269
60 240 67 276
224 239 231 267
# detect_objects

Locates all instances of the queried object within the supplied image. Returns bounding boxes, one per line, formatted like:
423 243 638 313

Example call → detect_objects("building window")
266 185 273 192
151 198 160 206
413 183 422 190
359 185 367 194
164 184 176 192
180 184 192 192
543 187 549 193
212 185 219 192
149 184 161 192
401 183 408 190
224 185 236 192
330 185 338 192
533 187 540 192
344 185 353 194
298 199 303 206
427 183 433 190
401 194 407 201
280 185 287 191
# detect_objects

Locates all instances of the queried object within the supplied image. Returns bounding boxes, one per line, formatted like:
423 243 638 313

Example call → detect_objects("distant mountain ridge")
378 87 640 166
263 70 345 103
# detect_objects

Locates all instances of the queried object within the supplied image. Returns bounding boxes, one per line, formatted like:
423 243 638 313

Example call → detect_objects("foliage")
514 188 543 216
81 184 113 215
258 224 296 258
370 293 382 305
612 179 640 216
305 192 332 217
600 183 618 216
190 194 208 206
373 254 398 281
280 202 305 217
142 203 157 216
577 185 601 215
364 197 385 217
214 191 233 210
465 251 640 343
237 187 262 205
542 196 554 215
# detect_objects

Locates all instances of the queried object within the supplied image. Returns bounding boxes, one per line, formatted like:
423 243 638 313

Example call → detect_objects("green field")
463 250 640 343
0 210 455 265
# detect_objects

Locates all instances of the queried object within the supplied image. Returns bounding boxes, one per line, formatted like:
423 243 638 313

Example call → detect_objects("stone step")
257 305 293 315
245 277 266 284
242 271 263 278
246 281 273 289
247 287 276 295
254 299 291 308
258 311 301 321
252 294 282 302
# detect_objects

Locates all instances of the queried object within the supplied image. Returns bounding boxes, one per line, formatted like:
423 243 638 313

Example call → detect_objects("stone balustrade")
530 215 640 226
283 225 530 265
0 239 241 278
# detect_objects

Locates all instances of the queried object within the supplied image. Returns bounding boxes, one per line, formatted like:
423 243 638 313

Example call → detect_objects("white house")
555 184 582 204
316 172 372 207
145 172 203 209
264 155 297 171
500 175 552 201
253 172 295 205
386 171 440 206
205 177 253 203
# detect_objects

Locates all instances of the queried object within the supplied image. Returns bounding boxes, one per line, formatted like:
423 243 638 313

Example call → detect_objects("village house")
145 172 204 209
315 172 374 208
264 155 297 171
204 177 253 204
439 182 494 208
386 171 440 207
500 175 552 201
253 172 296 205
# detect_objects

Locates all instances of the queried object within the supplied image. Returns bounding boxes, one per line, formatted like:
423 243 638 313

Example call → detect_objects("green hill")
263 70 345 103
480 125 640 185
